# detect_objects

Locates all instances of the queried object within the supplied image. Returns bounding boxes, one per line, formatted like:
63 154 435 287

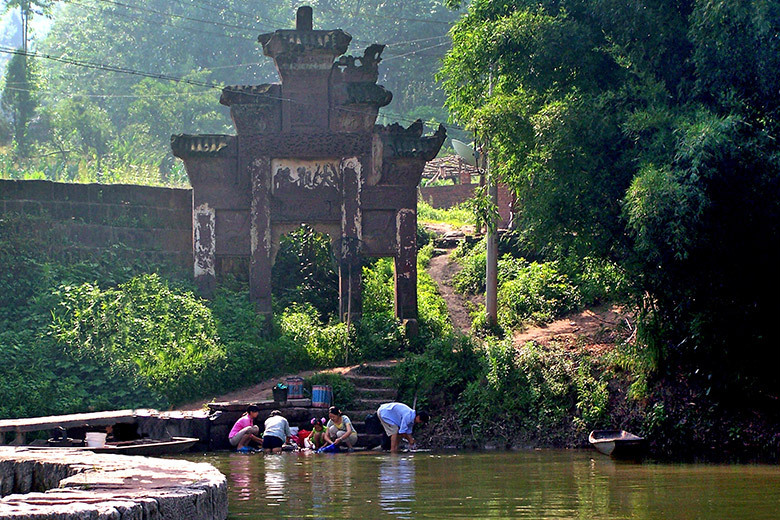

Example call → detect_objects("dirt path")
513 304 634 355
427 250 473 335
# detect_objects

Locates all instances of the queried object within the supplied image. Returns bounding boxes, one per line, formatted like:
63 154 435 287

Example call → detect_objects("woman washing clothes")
324 406 358 451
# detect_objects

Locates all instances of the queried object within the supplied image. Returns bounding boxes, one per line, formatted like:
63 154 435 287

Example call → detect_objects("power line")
382 41 451 62
66 0 255 41
95 0 261 33
2 84 217 99
0 45 465 131
61 0 452 58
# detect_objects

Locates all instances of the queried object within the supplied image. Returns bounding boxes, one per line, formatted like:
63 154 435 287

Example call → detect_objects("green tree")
2 0 54 51
440 0 780 398
35 0 461 167
1 51 38 155
48 96 114 171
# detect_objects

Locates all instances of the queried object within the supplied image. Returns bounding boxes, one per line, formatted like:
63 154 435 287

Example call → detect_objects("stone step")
343 409 377 422
344 374 394 389
350 362 399 377
354 433 384 449
353 387 397 399
352 397 387 409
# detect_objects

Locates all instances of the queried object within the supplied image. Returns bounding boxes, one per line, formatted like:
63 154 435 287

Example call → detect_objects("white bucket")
85 432 107 448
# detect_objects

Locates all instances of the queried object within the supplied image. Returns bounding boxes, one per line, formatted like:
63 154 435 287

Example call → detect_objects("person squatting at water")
228 405 263 451
305 417 327 450
376 402 429 453
263 409 292 454
324 406 358 451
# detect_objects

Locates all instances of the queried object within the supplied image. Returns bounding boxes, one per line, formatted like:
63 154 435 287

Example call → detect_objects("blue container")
311 385 332 408
286 377 304 399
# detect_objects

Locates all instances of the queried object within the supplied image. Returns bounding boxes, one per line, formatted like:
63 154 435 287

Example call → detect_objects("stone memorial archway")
172 6 445 329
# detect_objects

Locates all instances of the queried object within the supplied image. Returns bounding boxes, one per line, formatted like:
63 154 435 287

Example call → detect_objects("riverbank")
183 233 779 463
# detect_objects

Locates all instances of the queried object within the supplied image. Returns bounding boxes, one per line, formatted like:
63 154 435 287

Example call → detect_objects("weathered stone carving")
172 6 445 329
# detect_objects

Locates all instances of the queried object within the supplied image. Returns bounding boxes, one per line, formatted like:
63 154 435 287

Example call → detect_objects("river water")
179 450 780 519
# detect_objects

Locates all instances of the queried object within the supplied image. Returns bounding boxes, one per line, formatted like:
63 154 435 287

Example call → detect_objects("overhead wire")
67 0 257 41
1 84 217 99
70 0 453 57
381 41 451 62
95 0 266 33
0 45 468 132
38 0 453 82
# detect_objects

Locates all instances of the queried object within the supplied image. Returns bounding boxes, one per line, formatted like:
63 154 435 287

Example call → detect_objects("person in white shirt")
262 410 292 454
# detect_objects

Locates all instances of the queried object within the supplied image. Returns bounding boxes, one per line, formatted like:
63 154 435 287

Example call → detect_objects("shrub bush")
417 199 474 228
453 340 610 445
278 303 348 368
560 256 631 307
497 260 582 329
51 274 227 405
453 248 486 295
396 334 483 411
272 225 339 321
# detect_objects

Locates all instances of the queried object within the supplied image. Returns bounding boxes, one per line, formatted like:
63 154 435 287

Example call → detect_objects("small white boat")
588 430 645 459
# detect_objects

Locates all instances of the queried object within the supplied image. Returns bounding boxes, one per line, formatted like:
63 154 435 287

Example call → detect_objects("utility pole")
485 68 498 327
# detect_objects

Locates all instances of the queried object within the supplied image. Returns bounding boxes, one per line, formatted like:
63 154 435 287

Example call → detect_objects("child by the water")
305 417 327 450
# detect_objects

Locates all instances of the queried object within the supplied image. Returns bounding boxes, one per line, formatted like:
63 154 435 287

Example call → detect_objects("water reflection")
378 455 416 518
178 451 780 520
227 454 254 502
262 454 287 506
309 455 329 520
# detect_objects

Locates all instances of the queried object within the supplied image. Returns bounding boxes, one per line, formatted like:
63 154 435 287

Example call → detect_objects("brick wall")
419 182 513 228
0 179 193 267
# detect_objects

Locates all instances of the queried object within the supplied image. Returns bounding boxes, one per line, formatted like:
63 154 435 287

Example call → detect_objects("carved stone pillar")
192 197 216 298
394 208 418 322
339 156 363 321
249 153 273 320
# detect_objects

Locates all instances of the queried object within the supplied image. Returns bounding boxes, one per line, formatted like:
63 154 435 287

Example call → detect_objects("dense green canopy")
441 0 780 398
1 1 461 177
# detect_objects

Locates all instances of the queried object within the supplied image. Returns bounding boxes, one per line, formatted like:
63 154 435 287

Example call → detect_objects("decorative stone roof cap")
377 120 447 161
220 84 281 107
171 134 236 158
258 29 352 58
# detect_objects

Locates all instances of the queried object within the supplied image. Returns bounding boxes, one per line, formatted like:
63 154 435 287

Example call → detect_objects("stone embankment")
0 447 227 520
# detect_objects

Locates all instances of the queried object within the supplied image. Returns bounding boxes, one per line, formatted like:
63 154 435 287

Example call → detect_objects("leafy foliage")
449 338 610 445
51 274 225 405
0 212 435 418
441 0 780 398
1 52 38 155
272 225 339 321
496 259 581 329
0 1 464 181
396 334 483 412
417 199 475 229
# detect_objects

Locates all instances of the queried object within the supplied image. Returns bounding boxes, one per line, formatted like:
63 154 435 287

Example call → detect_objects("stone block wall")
419 182 513 228
0 179 192 268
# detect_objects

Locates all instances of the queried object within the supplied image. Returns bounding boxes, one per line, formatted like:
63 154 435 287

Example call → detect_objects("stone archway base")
0 447 227 519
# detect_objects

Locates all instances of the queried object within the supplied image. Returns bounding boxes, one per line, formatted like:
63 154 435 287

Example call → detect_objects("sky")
0 6 54 76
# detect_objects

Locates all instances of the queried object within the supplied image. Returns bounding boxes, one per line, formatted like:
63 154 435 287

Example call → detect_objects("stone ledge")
0 447 227 520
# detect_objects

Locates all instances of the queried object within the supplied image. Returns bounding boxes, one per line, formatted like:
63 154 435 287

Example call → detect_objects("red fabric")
293 430 311 447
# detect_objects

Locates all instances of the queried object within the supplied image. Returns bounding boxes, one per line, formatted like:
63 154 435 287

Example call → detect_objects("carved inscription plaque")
271 158 340 194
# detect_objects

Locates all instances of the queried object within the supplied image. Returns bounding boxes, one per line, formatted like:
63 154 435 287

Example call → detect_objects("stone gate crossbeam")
172 6 445 327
